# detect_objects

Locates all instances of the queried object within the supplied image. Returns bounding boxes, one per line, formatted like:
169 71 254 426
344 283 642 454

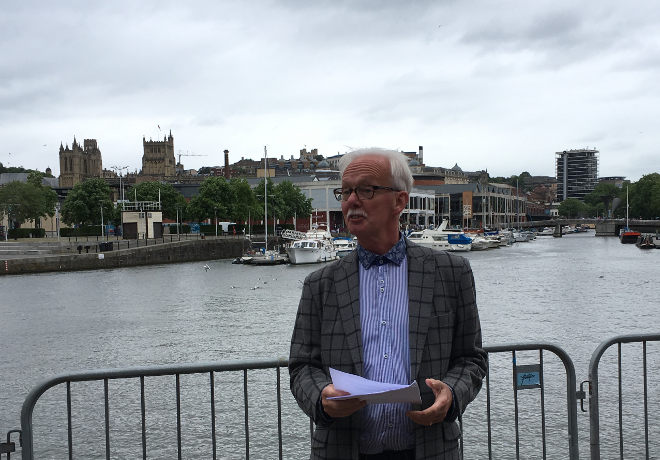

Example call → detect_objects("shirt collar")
357 234 407 269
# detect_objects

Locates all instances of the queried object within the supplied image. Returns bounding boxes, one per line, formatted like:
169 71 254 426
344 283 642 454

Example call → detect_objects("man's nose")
344 189 362 204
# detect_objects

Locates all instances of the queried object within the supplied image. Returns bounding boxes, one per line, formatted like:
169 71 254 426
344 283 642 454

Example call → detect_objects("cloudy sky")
2 1 659 181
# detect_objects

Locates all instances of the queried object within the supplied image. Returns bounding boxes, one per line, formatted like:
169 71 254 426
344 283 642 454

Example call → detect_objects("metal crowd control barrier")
587 333 660 460
5 336 658 459
480 343 580 460
9 343 580 460
18 359 289 460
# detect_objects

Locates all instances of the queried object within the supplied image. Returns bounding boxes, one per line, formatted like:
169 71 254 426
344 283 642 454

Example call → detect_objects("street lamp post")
55 202 60 241
110 165 128 238
100 204 104 239
176 205 180 240
214 208 218 237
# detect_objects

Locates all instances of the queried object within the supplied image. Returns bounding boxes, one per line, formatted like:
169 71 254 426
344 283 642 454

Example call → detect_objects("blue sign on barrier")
515 364 542 389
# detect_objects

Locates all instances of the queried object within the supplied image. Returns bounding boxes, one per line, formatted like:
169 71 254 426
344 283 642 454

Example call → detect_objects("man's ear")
394 191 409 215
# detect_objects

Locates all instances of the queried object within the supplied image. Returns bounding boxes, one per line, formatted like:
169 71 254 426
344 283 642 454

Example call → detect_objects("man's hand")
321 384 367 418
406 379 453 426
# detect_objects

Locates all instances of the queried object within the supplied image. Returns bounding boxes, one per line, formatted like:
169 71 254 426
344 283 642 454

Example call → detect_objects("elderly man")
289 148 487 460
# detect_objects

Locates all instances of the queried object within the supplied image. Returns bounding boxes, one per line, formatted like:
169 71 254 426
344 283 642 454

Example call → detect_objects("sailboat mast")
264 146 268 252
626 186 629 228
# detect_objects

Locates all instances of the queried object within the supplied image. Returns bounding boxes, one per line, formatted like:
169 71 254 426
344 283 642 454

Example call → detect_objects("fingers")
406 379 452 426
321 384 367 418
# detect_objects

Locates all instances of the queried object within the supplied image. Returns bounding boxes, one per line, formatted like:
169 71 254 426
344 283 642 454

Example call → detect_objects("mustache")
346 209 367 219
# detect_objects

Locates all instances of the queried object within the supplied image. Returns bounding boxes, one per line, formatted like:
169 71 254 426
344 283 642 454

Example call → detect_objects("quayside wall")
0 239 247 276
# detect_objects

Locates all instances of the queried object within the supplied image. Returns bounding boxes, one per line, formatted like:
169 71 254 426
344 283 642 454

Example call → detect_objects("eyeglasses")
333 185 400 201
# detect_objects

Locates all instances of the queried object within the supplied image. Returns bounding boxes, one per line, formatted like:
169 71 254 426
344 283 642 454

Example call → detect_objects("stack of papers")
327 368 421 405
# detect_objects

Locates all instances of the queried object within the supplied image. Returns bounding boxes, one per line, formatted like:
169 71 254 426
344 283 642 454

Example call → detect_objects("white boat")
332 237 357 258
513 231 534 242
407 220 472 252
537 227 555 236
283 226 338 264
408 220 453 251
495 230 515 246
407 229 452 251
249 250 289 265
467 235 489 251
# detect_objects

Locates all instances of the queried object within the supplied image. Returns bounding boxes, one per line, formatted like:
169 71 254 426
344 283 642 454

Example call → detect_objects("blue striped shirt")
358 236 414 454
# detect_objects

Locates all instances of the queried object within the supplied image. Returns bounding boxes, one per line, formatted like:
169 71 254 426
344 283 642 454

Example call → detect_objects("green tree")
126 181 187 221
26 171 58 228
0 181 44 228
584 182 623 218
629 173 660 219
254 178 282 222
61 178 114 226
272 180 313 222
558 198 587 218
187 177 233 221
228 178 258 222
0 162 30 174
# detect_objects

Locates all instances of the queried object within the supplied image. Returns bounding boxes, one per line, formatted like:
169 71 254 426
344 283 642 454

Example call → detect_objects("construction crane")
176 150 207 165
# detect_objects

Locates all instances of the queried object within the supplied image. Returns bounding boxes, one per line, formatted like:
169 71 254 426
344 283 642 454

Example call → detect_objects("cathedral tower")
141 131 176 178
58 137 103 188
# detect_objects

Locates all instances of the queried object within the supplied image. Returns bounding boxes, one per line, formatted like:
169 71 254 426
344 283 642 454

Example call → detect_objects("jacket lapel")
335 252 364 376
406 241 435 380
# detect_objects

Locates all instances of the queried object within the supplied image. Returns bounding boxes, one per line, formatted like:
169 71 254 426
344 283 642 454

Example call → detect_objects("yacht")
283 226 338 264
407 229 452 251
332 237 357 258
407 219 473 251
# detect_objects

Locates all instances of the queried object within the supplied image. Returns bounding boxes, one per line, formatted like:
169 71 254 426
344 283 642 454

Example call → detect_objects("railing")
587 333 660 460
4 336 658 459
478 343 580 460
18 359 289 460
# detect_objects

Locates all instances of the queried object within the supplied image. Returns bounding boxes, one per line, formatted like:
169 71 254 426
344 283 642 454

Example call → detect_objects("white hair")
338 148 413 193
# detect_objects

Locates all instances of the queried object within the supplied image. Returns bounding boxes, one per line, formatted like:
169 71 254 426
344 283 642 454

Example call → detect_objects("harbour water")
1 232 658 458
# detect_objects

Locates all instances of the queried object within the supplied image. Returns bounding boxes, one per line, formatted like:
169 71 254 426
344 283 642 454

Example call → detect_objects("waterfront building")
555 148 599 201
58 138 103 188
415 182 528 229
121 200 163 239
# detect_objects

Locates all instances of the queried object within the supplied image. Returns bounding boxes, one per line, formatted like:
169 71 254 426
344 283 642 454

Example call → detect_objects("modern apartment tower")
555 148 599 201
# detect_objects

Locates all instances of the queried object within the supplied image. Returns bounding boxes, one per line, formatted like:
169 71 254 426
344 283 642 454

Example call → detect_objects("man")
289 148 487 460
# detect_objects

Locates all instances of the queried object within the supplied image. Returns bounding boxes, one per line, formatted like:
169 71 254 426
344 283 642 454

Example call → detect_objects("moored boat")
536 227 555 236
249 250 289 265
620 186 640 244
332 237 357 258
407 229 452 251
620 228 641 244
447 233 472 251
635 234 656 249
283 226 338 264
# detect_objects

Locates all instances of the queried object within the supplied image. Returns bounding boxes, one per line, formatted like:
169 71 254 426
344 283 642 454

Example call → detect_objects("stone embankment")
0 238 248 276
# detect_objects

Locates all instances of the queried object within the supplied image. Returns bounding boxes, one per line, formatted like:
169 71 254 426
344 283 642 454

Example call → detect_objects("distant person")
289 148 487 459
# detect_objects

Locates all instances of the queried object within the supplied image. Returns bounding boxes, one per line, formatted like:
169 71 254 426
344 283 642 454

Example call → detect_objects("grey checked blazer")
289 240 488 460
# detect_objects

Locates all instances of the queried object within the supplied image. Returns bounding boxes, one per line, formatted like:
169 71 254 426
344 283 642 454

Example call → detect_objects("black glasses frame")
333 185 400 201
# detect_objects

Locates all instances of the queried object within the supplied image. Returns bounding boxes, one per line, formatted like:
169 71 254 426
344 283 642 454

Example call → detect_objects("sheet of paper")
327 368 422 405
